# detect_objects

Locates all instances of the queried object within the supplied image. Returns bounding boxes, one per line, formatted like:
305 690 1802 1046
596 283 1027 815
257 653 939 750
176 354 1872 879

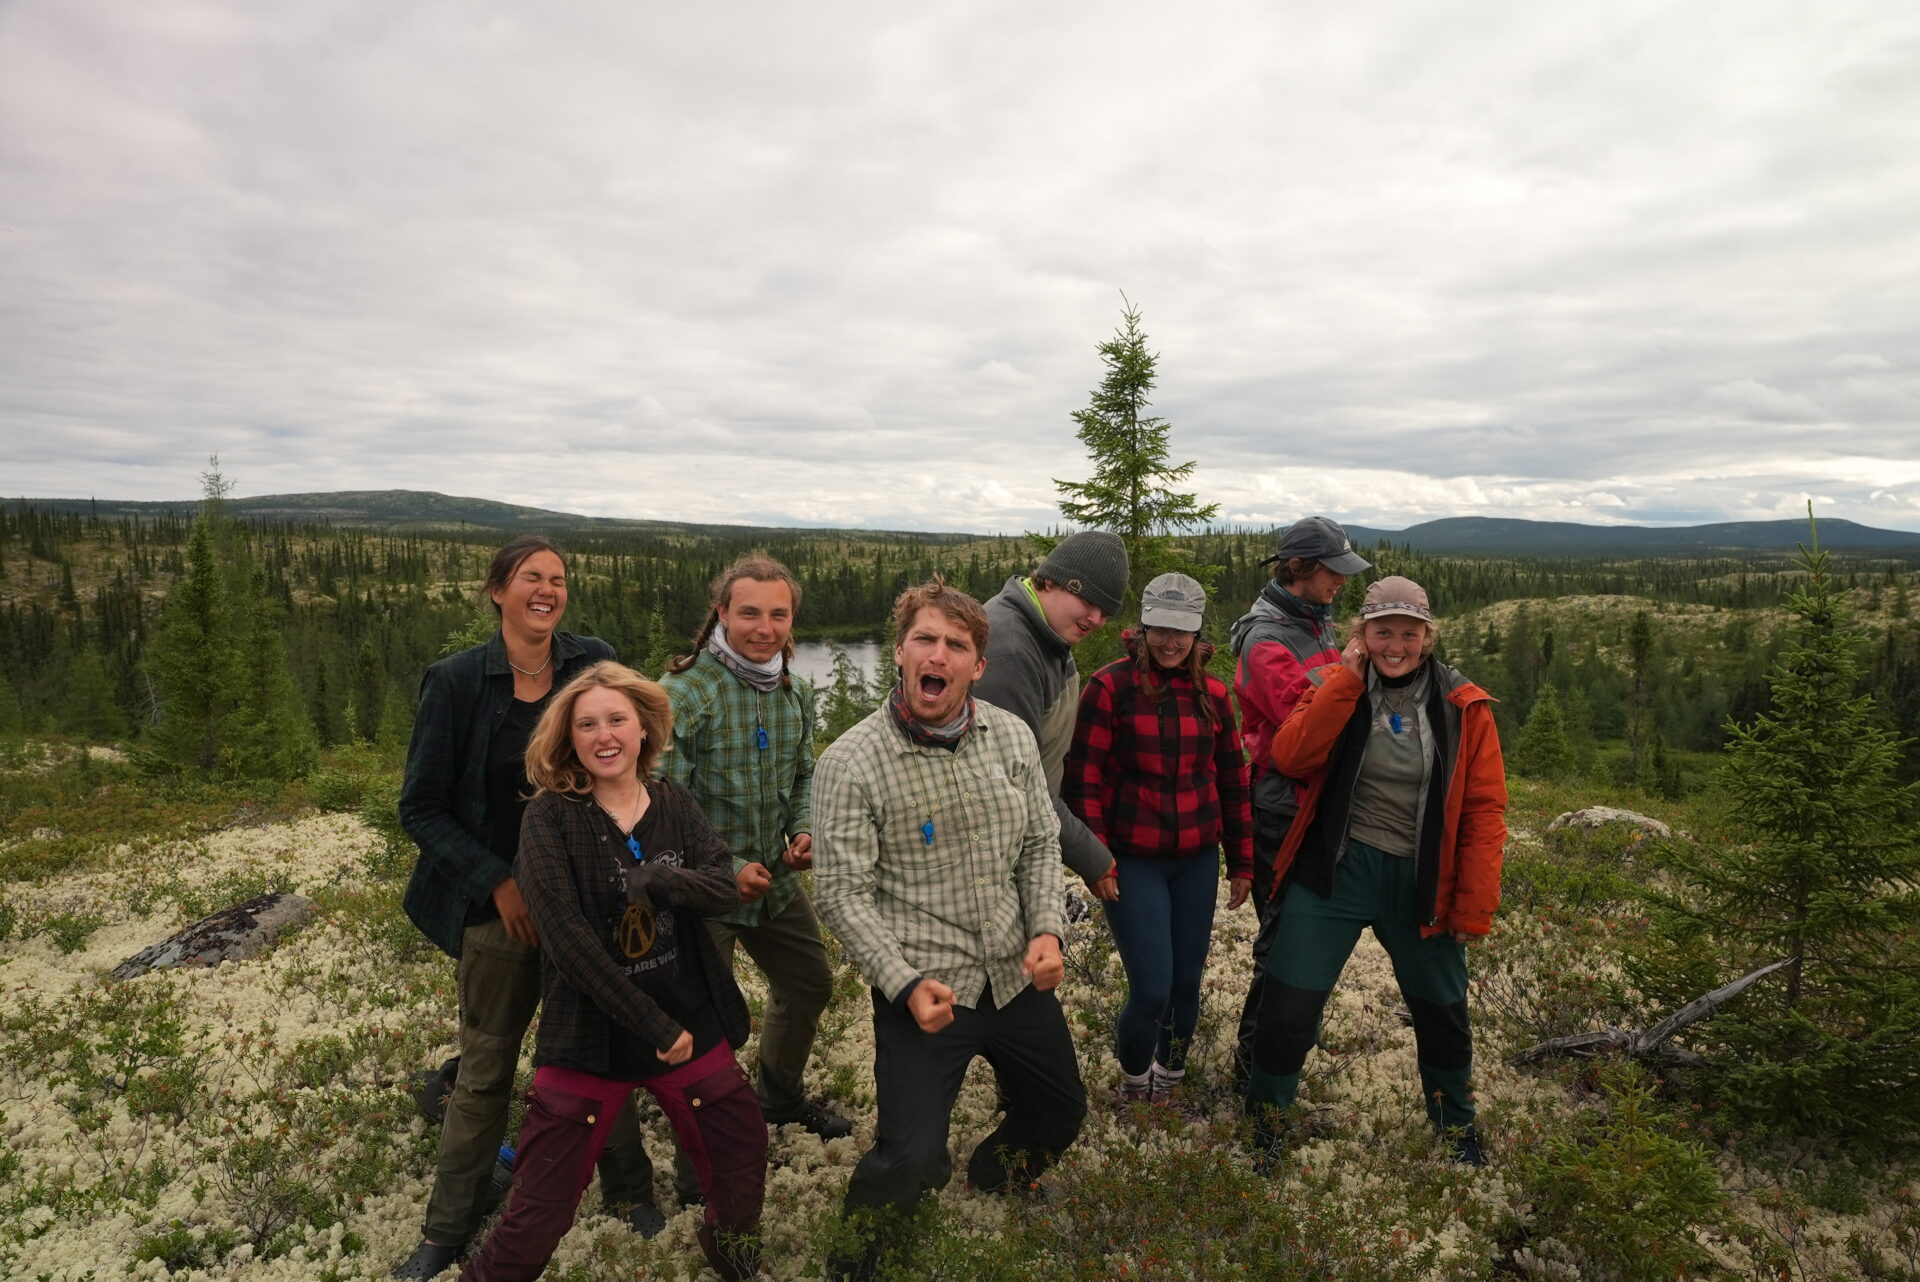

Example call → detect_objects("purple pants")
459 1044 766 1281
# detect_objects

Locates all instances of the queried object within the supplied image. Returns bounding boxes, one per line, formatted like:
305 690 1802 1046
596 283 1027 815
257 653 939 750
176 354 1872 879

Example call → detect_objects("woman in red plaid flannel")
1065 573 1255 1105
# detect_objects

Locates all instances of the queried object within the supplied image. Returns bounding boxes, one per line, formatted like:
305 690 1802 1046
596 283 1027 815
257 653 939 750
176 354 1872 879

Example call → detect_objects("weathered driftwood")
1508 957 1794 1066
111 891 317 980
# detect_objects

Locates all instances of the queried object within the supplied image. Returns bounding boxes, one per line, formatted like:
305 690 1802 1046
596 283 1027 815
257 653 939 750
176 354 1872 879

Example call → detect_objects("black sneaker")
1444 1124 1488 1167
623 1201 668 1238
766 1099 854 1141
392 1238 462 1280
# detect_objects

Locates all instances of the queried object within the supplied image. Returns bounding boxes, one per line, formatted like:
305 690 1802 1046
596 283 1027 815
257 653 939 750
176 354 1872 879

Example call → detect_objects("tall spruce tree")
142 470 242 771
1648 513 1920 1133
1050 295 1219 619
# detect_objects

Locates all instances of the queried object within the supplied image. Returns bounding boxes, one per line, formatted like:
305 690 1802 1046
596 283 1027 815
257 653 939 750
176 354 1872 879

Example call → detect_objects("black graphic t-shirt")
604 798 724 1080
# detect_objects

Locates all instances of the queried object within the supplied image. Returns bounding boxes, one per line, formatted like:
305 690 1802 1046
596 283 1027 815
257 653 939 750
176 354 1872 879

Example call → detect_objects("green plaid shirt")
659 651 816 928
813 700 1065 1009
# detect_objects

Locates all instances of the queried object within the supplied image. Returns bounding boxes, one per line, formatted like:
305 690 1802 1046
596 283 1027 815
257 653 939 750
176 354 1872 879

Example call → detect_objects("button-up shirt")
813 700 1064 1009
659 650 815 927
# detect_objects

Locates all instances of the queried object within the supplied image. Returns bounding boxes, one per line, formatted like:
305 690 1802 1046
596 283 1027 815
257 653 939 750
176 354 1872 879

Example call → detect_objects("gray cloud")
3 0 1919 534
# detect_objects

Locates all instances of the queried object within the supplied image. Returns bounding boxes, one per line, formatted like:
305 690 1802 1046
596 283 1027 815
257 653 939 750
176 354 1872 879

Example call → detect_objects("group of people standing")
390 517 1508 1281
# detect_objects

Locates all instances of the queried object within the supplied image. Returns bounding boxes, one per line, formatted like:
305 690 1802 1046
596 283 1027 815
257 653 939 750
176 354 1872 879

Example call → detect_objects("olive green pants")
1245 840 1475 1130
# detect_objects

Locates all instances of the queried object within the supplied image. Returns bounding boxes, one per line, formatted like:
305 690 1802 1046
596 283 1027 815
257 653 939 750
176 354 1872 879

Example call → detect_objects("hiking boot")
1444 1124 1487 1167
1249 1123 1288 1177
765 1098 853 1141
392 1238 462 1280
623 1201 668 1238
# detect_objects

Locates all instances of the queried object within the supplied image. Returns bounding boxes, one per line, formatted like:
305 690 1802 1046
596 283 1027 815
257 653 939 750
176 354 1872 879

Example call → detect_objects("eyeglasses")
1144 627 1198 645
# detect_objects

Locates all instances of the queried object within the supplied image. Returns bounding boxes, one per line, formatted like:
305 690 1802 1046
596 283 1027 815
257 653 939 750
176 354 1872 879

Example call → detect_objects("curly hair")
524 662 674 796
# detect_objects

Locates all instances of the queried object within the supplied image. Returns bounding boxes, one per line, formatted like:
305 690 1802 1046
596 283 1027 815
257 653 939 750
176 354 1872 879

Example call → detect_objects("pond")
788 638 885 691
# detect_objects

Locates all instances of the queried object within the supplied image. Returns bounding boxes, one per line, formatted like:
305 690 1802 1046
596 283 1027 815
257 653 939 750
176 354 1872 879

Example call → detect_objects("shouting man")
813 579 1087 1281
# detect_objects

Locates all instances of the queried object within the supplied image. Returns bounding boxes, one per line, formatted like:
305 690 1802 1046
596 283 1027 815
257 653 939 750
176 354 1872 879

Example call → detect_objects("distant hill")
4 490 980 544
1342 516 1920 556
9 491 1920 556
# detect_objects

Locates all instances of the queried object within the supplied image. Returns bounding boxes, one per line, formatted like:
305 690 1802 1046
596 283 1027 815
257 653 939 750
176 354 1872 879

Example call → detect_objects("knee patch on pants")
1252 980 1330 1077
1406 997 1473 1070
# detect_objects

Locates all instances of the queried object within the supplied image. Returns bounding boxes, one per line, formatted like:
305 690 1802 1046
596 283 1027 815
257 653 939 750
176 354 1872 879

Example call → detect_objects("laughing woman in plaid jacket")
1065 573 1255 1105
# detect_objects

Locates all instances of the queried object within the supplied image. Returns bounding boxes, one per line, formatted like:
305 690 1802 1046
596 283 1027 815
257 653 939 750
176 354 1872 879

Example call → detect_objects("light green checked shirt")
659 650 816 928
812 700 1065 1010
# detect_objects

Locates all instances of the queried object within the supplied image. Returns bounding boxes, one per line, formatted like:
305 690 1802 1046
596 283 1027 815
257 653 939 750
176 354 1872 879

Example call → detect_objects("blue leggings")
1101 851 1220 1075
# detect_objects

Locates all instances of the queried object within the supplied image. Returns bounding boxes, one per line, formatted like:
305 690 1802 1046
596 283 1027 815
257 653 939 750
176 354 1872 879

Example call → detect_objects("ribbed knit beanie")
1037 531 1129 616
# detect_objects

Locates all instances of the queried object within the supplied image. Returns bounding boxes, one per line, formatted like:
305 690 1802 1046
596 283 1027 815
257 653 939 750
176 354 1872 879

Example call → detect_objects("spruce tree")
222 568 317 780
1050 295 1219 618
59 648 128 742
1650 513 1920 1133
143 479 241 771
1513 683 1574 781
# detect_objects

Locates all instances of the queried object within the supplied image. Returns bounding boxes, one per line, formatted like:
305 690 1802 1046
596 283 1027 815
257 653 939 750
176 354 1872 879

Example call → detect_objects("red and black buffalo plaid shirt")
1064 635 1255 880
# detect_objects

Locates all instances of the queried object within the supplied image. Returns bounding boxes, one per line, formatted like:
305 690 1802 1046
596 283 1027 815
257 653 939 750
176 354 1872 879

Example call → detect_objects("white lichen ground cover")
1 791 1914 1280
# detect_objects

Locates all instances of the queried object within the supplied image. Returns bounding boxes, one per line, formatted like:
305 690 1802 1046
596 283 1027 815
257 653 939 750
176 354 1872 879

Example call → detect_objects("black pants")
842 982 1086 1220
1234 805 1295 1079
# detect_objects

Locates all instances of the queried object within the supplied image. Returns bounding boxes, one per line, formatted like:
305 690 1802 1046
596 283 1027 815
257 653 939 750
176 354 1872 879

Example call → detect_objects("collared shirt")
813 700 1065 1009
659 650 815 927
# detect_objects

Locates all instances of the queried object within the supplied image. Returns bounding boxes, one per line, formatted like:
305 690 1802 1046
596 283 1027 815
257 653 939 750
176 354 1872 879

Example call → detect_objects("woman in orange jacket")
1244 576 1507 1167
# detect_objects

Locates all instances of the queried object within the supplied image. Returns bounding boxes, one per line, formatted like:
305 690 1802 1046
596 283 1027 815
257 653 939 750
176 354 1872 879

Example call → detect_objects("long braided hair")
667 555 806 690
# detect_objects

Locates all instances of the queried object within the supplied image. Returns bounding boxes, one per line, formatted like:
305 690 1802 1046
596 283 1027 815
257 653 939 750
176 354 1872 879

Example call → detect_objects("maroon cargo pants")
460 1045 766 1281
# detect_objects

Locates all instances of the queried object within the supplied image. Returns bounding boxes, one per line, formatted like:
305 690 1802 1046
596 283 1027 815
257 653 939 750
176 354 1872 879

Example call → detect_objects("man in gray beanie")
973 530 1128 896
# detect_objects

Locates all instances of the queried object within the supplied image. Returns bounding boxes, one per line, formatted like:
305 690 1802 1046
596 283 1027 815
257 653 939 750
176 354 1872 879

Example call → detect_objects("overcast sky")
3 1 1917 534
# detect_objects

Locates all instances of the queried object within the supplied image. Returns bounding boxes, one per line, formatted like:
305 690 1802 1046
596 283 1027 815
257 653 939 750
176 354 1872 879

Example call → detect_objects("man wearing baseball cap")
1228 516 1371 1085
974 530 1129 897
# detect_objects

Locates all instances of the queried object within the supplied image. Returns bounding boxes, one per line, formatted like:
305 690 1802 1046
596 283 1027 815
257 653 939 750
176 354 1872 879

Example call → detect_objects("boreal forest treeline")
4 491 1920 782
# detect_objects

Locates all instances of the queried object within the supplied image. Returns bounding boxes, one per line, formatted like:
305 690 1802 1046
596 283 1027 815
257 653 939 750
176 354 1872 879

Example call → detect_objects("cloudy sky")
3 1 1917 534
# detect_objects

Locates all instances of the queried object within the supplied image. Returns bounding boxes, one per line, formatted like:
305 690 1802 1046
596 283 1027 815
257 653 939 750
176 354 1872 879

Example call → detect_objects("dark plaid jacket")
518 782 750 1073
1063 633 1255 881
399 629 614 958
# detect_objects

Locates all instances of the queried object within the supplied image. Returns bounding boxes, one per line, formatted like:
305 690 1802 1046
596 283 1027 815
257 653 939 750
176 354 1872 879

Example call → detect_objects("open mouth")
595 746 622 761
916 674 948 702
530 603 553 616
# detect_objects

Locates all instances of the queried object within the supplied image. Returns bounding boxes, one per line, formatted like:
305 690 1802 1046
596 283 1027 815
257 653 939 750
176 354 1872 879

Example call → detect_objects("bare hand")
1087 867 1120 901
781 834 813 870
492 877 540 948
1227 877 1253 911
1450 930 1481 945
656 1030 694 1065
907 978 956 1033
1340 637 1368 680
1023 935 1064 992
736 862 773 902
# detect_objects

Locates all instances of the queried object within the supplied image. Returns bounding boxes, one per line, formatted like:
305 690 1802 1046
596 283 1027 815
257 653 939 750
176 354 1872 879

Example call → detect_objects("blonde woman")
458 663 765 1282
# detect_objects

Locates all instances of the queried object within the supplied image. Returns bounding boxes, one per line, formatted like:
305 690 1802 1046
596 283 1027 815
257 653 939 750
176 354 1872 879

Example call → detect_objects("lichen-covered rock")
1546 807 1672 839
110 892 318 980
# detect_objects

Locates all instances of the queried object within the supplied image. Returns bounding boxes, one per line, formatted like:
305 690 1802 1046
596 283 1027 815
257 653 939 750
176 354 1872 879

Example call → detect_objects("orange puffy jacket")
1268 659 1508 938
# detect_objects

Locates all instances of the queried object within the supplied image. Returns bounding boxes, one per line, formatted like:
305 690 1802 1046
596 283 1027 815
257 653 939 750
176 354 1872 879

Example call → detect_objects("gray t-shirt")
1348 668 1433 857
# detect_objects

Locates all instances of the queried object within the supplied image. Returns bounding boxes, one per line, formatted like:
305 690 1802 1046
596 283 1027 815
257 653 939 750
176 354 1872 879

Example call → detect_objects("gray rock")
111 892 317 980
1547 807 1672 839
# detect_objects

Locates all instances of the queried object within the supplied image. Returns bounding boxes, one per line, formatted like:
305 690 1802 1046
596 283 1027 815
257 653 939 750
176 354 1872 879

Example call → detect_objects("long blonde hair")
524 662 673 796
